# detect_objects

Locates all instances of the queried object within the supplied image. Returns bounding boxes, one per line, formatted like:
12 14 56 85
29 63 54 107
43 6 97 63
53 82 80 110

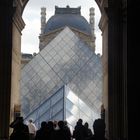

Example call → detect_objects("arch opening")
20 0 104 132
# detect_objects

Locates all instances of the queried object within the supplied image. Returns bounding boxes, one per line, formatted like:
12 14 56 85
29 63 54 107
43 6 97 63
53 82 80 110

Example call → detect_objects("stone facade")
39 27 95 51
10 0 26 134
21 53 33 68
39 6 96 52
98 1 108 137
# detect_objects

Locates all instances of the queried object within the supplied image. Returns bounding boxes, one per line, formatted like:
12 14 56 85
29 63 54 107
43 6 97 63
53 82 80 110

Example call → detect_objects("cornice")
20 0 29 15
13 0 27 33
13 0 29 15
99 10 108 33
95 0 108 14
95 0 108 33
13 11 25 34
39 26 91 40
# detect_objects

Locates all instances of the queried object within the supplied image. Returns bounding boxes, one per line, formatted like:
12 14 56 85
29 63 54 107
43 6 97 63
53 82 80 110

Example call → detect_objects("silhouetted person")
35 121 47 140
88 119 108 140
58 120 72 140
64 121 72 140
73 119 87 140
10 116 29 140
84 122 93 139
28 119 37 140
53 120 68 140
46 121 55 140
53 120 59 130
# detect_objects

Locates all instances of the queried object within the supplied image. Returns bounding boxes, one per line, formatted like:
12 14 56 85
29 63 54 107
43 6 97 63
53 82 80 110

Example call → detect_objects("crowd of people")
10 117 107 140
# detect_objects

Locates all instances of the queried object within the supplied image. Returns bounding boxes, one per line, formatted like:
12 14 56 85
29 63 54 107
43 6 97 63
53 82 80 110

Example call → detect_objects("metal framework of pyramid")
20 27 103 127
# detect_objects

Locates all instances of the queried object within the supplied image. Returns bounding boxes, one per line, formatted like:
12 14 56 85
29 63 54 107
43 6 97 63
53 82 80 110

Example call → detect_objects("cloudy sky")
21 0 102 54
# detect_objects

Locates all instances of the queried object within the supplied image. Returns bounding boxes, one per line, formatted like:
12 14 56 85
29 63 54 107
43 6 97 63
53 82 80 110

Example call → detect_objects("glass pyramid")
24 85 99 129
20 27 103 125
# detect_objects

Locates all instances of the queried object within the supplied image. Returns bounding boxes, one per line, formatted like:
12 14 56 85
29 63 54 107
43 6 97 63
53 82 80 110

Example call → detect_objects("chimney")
89 7 96 49
41 7 46 34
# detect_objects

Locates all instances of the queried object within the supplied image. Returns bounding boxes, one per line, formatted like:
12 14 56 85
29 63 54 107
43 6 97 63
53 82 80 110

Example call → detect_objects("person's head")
78 118 83 124
84 122 89 128
41 121 47 129
29 118 33 123
47 121 54 130
58 121 64 129
53 120 58 128
64 120 68 126
93 119 106 136
17 116 24 122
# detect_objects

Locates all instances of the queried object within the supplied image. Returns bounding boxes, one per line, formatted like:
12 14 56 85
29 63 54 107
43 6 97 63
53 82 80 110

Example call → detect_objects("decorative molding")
20 0 25 5
13 0 29 15
96 0 108 33
95 0 102 12
95 0 108 13
39 26 94 51
13 0 26 33
20 0 29 15
13 12 25 33
99 10 108 33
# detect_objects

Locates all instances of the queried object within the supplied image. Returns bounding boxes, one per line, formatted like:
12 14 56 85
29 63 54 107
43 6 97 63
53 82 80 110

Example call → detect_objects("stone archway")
0 0 127 140
19 2 109 138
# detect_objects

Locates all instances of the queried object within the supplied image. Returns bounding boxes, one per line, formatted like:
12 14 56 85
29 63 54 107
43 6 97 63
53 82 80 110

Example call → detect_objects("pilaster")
0 0 28 139
98 3 109 138
10 0 26 128
107 0 127 139
0 1 14 139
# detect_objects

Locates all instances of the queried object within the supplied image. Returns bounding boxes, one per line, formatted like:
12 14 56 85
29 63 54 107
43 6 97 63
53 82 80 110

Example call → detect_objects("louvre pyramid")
20 27 103 119
23 85 100 129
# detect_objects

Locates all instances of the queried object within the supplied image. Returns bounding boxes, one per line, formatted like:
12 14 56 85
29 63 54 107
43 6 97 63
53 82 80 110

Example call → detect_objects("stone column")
0 0 27 139
99 4 109 138
10 0 25 129
0 1 13 140
107 0 127 139
95 0 127 139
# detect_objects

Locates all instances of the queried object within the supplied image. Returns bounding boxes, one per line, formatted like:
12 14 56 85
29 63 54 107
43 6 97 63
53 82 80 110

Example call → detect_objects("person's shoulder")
23 124 29 131
32 123 37 127
87 135 95 140
24 124 28 127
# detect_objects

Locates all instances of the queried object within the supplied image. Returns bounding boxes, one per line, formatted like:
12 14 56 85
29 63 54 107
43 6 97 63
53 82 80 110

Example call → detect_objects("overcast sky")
21 0 102 54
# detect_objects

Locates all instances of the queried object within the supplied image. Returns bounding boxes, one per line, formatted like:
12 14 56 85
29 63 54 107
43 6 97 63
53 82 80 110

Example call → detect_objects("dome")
43 6 91 35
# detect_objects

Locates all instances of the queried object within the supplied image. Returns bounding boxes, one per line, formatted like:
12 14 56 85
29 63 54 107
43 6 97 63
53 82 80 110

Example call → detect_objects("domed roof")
43 6 91 35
